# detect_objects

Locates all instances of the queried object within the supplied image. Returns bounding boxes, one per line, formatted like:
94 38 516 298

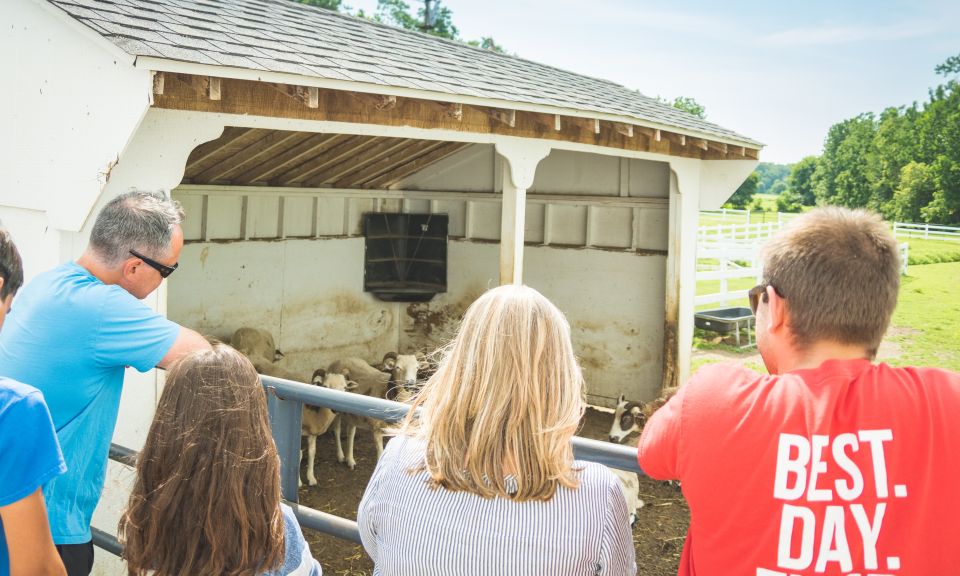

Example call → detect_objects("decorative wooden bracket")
614 123 634 138
442 102 463 121
349 92 398 111
554 114 562 131
488 108 516 127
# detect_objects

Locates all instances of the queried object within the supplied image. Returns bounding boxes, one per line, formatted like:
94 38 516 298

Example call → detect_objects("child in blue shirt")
0 229 66 576
119 344 322 576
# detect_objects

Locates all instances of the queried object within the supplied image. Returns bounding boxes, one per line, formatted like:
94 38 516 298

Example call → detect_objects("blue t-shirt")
0 378 66 576
0 262 179 544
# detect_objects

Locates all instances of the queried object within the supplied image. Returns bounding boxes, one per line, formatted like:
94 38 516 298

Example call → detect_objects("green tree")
812 114 879 208
467 36 506 54
890 161 937 222
671 96 706 119
725 172 759 209
294 0 344 9
788 156 819 206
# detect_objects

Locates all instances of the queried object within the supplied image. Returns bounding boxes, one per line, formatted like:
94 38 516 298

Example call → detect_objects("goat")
300 369 358 486
608 388 678 444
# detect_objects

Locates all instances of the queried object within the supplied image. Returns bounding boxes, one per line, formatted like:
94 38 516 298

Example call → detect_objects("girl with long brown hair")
357 284 636 575
119 344 322 576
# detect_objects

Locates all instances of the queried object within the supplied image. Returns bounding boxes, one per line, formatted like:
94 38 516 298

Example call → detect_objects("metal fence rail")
96 373 644 558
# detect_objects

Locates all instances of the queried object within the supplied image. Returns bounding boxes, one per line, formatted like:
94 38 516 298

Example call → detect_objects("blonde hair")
761 207 900 357
400 284 585 501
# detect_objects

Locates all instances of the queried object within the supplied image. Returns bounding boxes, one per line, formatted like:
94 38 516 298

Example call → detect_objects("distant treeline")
728 53 960 224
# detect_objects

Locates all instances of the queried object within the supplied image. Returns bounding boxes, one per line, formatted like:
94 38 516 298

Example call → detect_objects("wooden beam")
153 72 164 95
309 137 414 188
275 136 380 186
442 102 463 121
208 77 221 101
366 142 470 189
336 139 440 188
184 127 260 175
614 123 634 138
230 133 344 185
488 108 516 128
297 86 319 109
194 130 306 182
351 92 398 111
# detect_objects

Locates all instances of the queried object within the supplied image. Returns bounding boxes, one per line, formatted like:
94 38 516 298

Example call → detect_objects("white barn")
2 0 760 571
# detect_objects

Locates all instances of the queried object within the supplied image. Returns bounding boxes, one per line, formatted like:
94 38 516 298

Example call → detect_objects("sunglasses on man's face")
129 249 178 278
749 282 784 315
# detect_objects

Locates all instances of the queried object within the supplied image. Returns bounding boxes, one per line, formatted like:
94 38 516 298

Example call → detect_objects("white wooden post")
494 141 551 285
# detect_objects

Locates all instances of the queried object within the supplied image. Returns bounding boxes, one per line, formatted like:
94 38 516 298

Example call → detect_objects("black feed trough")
694 307 755 347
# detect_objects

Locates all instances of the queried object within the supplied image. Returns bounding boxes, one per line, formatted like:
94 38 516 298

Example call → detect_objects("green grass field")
693 261 960 372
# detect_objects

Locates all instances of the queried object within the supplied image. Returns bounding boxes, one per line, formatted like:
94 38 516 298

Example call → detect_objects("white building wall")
169 144 671 404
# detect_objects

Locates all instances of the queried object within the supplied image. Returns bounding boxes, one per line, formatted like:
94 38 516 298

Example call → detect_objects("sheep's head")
609 394 645 444
319 372 358 392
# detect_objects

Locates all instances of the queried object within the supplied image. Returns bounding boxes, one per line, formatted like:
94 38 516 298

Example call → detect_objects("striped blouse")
357 435 636 576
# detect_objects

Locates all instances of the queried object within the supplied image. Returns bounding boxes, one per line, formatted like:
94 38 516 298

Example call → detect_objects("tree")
725 172 759 209
788 156 819 206
467 36 506 54
294 0 343 9
890 161 937 222
934 53 960 77
671 96 706 119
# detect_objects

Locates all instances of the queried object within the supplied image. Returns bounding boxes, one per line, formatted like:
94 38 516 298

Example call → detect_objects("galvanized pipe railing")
98 373 643 557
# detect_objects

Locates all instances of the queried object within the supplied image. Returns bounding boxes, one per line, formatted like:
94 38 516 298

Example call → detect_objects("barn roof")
47 0 761 148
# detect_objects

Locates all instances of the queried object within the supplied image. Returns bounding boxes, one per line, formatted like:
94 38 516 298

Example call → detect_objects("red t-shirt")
639 359 960 576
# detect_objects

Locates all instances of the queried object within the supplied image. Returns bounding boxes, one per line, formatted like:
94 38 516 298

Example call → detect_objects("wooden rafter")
366 142 470 189
184 127 259 175
194 131 306 182
275 136 380 186
306 137 413 187
230 133 344 185
337 138 439 188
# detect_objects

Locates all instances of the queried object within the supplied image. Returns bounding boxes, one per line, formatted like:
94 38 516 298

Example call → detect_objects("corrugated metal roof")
48 0 761 146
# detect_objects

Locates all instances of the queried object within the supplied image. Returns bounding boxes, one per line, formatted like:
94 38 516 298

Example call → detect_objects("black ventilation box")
363 213 448 302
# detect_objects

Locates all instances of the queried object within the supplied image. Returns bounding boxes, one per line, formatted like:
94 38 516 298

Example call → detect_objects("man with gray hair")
0 191 209 575
639 207 960 575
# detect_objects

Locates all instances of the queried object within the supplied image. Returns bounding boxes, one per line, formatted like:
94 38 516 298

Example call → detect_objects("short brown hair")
0 229 24 299
119 344 285 576
761 207 900 357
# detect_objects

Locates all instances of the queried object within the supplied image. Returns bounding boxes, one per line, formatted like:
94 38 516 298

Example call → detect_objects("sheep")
609 468 644 526
376 351 426 402
327 357 395 469
300 369 358 486
607 387 678 444
231 326 284 364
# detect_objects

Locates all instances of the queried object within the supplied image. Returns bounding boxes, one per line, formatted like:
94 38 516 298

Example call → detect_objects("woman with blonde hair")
358 284 635 575
119 344 322 576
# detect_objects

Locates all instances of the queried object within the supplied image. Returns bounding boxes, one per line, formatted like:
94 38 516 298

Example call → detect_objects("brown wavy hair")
400 284 586 501
119 344 285 576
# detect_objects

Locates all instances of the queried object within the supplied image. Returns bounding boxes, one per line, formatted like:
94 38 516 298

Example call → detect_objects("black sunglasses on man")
129 249 178 278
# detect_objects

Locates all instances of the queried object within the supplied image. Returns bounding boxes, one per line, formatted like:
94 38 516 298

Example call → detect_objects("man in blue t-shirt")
0 192 210 576
0 229 66 576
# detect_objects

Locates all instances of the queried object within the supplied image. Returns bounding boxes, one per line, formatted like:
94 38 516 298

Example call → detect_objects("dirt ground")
298 407 688 576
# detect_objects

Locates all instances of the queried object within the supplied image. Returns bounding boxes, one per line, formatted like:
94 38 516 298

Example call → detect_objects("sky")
347 0 959 165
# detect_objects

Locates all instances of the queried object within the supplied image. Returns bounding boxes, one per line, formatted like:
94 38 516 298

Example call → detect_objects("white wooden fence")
697 217 912 308
893 222 960 242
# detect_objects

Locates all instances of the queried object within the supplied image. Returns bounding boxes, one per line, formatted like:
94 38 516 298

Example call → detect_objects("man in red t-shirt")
639 207 960 576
